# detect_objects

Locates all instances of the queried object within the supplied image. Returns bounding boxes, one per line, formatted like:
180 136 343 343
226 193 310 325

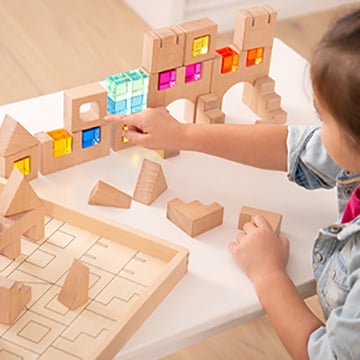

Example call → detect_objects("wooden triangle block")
133 159 167 205
0 114 39 156
58 259 89 310
0 167 43 216
88 180 131 208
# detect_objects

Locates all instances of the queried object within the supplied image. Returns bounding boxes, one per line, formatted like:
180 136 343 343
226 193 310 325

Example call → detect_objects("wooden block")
156 148 180 159
110 121 135 151
0 167 43 216
0 276 31 324
133 159 167 205
58 259 89 310
233 5 277 50
238 206 282 234
89 180 132 208
0 114 39 157
167 198 224 237
63 82 107 133
176 17 217 66
142 26 185 74
0 115 39 180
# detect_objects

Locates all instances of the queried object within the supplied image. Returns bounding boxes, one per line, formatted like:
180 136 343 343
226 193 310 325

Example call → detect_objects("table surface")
0 39 338 360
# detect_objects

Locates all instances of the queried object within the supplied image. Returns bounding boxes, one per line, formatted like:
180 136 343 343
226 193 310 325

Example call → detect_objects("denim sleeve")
308 267 360 359
287 125 341 189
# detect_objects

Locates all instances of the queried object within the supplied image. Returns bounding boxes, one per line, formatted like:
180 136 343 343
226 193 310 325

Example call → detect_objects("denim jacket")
287 126 360 360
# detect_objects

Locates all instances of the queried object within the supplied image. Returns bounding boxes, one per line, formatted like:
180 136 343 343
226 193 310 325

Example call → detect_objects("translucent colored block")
192 35 209 57
185 62 202 83
13 156 30 176
122 124 129 143
216 47 239 73
106 68 149 101
158 69 176 90
47 128 72 157
107 97 129 115
82 127 101 148
246 47 264 67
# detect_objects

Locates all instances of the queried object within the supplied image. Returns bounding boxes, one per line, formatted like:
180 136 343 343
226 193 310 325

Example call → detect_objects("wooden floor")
0 1 358 359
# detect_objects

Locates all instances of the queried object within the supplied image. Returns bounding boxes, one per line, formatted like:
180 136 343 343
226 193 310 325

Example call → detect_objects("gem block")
158 69 176 90
185 62 202 83
82 127 101 148
192 35 209 57
246 47 264 67
47 129 72 157
216 47 239 73
13 156 30 176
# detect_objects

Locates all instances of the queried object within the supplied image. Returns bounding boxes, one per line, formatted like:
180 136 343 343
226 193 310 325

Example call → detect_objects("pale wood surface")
0 1 358 358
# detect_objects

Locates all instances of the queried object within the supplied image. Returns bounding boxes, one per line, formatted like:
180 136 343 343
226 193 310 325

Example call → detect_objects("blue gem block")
82 127 101 148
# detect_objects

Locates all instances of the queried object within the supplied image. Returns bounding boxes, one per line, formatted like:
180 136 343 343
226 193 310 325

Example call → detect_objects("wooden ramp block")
133 159 168 205
58 259 89 310
238 205 282 234
167 198 224 237
89 180 132 208
0 275 31 324
0 167 43 216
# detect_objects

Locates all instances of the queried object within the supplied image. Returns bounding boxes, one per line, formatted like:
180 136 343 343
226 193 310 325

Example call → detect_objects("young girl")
105 9 360 359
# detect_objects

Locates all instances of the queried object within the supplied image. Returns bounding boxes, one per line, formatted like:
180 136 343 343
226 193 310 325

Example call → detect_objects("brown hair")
310 8 360 147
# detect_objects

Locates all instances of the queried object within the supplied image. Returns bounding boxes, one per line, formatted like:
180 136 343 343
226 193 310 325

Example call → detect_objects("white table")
0 39 337 359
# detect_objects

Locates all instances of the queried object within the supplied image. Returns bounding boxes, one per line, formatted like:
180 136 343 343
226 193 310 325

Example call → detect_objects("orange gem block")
216 47 239 73
47 129 72 157
246 47 264 66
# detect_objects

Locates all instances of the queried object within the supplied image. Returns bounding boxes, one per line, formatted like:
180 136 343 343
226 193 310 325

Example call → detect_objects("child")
105 8 360 360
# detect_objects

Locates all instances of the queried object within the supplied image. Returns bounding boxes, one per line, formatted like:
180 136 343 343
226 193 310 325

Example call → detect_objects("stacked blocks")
106 68 149 115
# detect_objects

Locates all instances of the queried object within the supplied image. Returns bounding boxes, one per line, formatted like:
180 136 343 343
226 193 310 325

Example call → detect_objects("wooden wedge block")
133 159 167 205
89 180 131 208
58 259 89 310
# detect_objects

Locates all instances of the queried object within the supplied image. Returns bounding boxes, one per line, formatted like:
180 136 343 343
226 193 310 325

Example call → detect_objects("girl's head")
310 8 360 171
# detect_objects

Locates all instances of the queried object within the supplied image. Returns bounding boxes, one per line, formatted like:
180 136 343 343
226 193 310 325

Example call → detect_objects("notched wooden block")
167 198 224 237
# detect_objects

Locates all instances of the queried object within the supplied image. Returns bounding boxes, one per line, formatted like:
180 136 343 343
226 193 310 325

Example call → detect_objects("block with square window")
0 114 39 180
64 82 107 133
158 69 176 90
106 68 149 115
177 17 217 65
185 63 202 83
82 127 101 149
246 47 264 66
216 47 239 73
47 129 72 157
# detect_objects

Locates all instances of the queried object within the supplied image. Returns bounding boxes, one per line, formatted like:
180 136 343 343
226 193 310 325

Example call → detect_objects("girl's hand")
104 108 184 150
228 215 289 285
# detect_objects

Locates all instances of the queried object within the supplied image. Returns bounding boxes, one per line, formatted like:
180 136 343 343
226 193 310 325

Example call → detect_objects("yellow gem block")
47 129 72 157
192 35 209 57
122 124 129 143
13 157 30 175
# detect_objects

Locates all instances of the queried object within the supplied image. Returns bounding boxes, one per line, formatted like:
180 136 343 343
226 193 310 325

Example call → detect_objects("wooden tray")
0 188 189 359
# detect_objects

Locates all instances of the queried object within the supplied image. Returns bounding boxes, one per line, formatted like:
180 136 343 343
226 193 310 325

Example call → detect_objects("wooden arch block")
58 259 89 310
133 159 167 205
167 198 224 237
88 180 131 208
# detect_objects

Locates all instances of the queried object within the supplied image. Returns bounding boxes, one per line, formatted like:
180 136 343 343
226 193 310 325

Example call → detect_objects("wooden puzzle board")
0 195 188 360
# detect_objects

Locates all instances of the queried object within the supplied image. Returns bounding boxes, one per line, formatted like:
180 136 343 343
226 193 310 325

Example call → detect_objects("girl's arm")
105 108 288 171
229 216 324 360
